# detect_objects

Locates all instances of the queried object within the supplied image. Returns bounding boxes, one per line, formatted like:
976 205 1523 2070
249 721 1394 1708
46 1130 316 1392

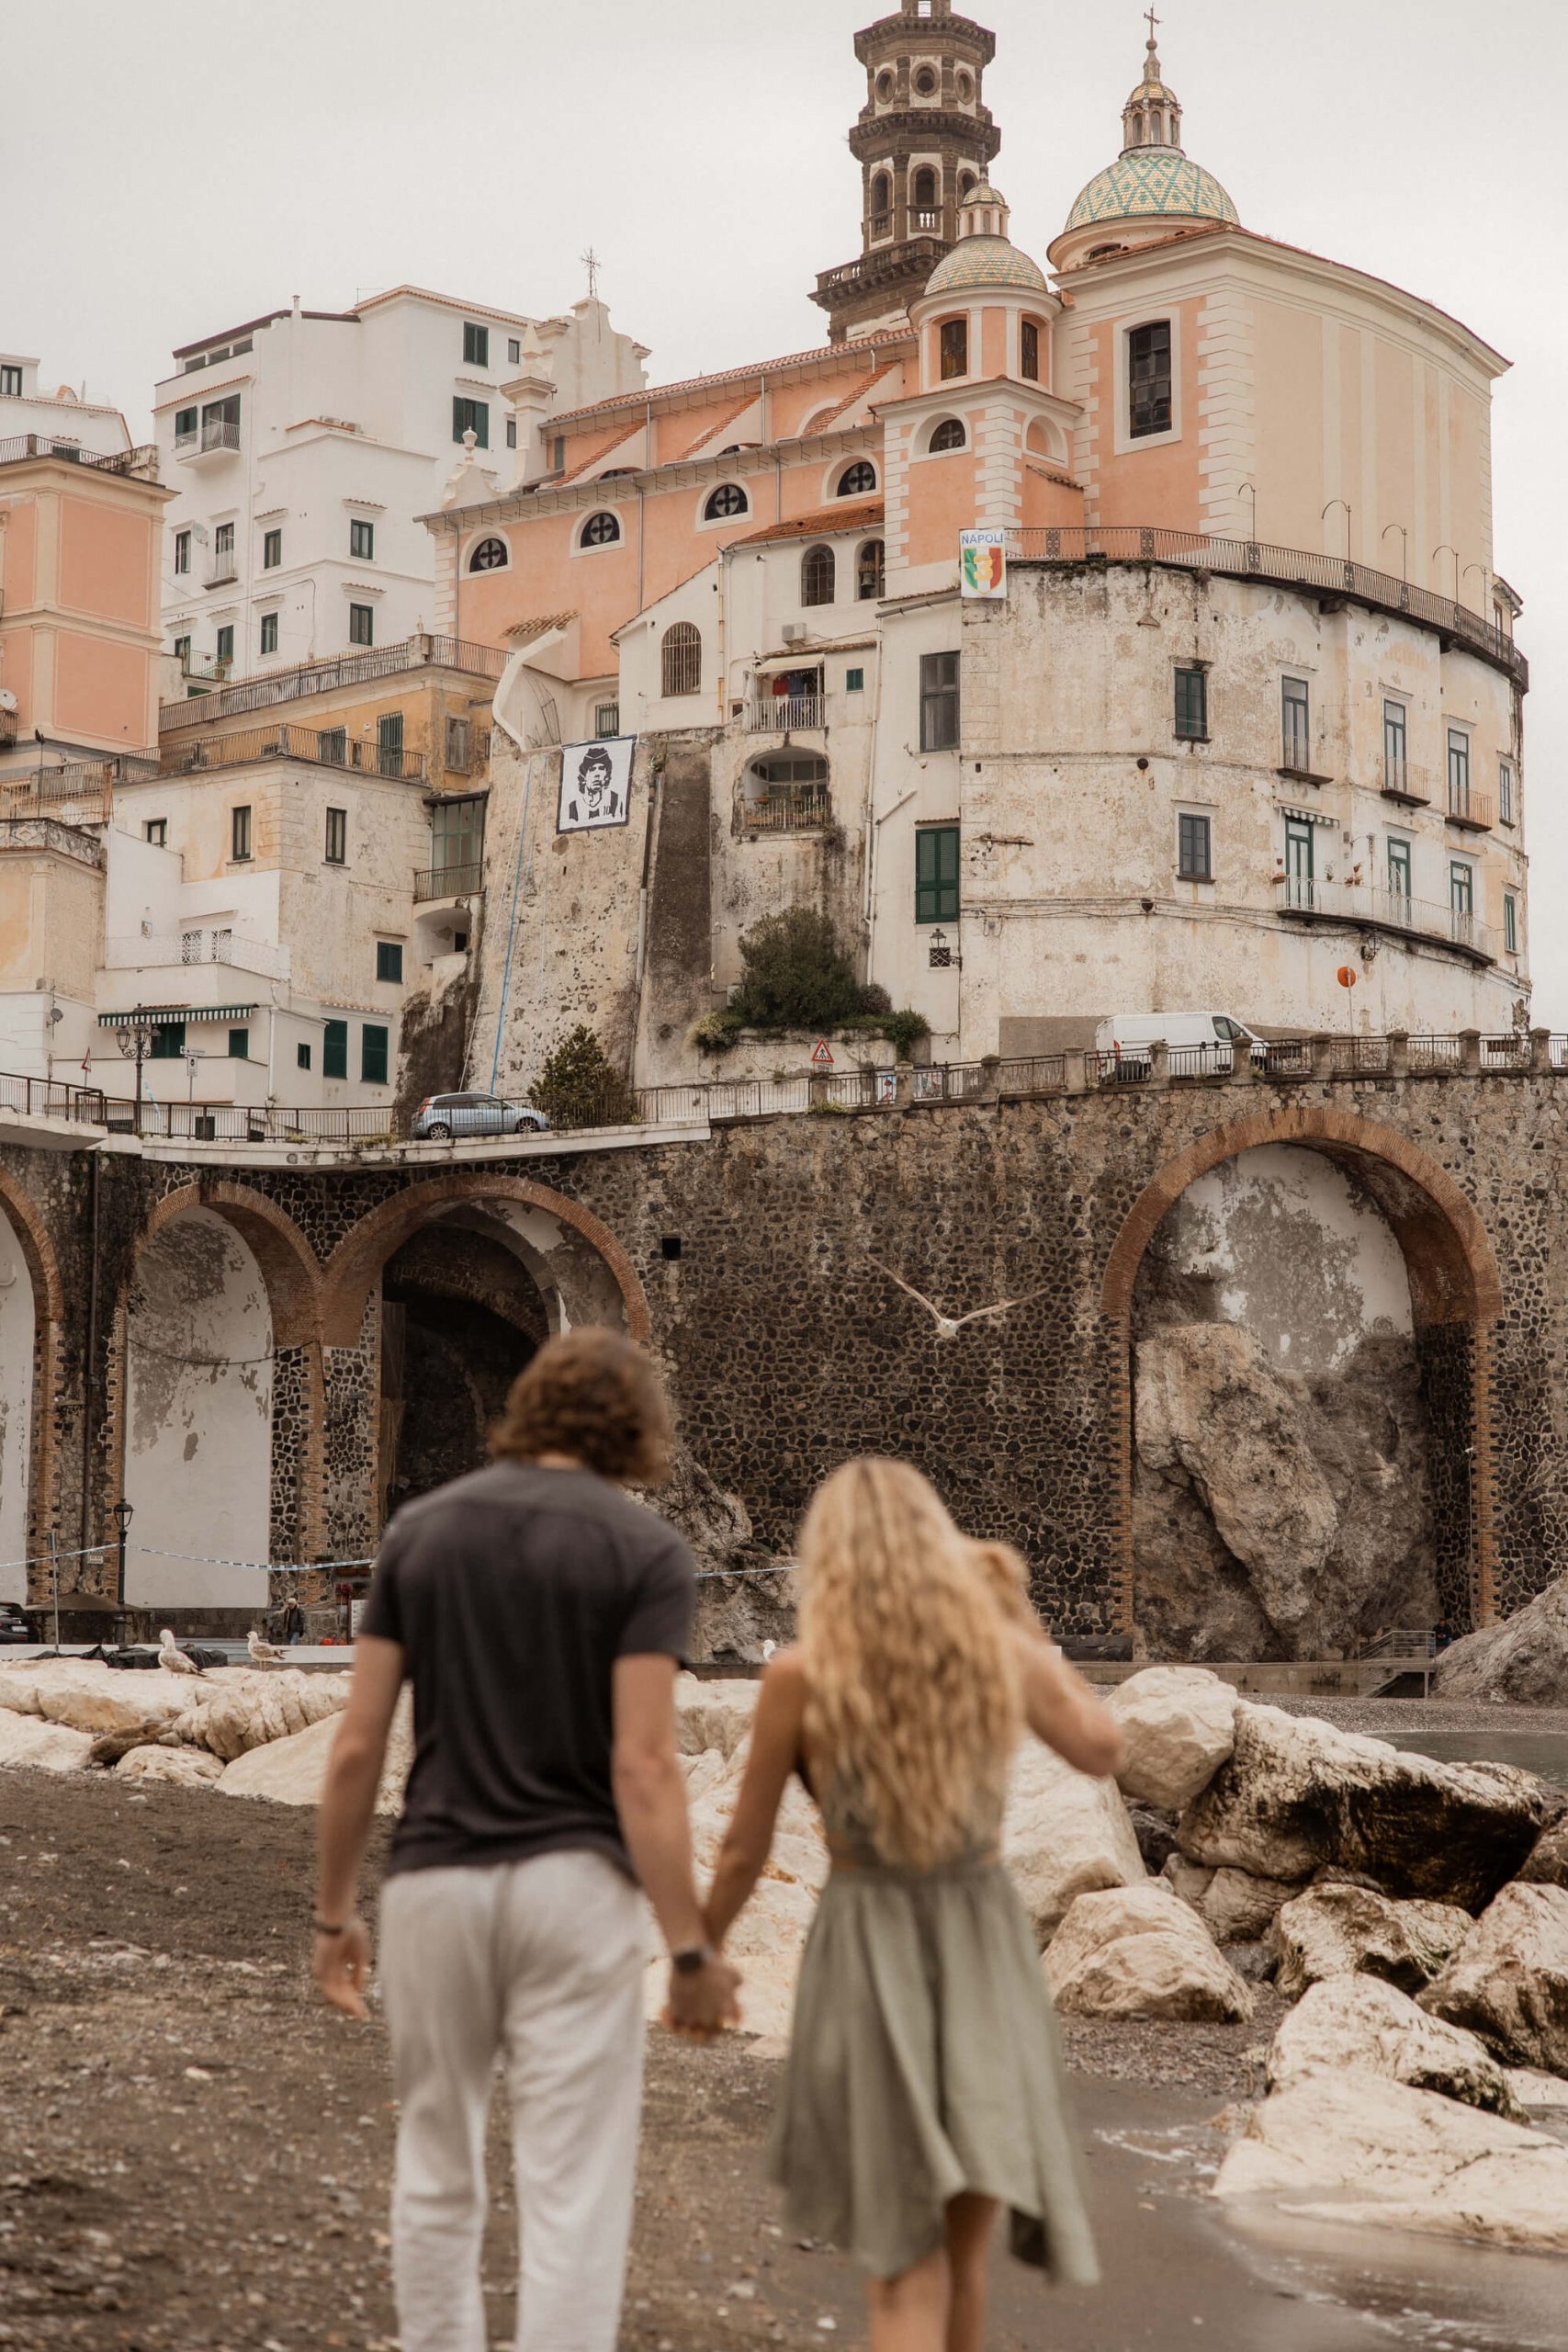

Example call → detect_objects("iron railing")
1008 526 1528 690
0 435 159 478
103 932 289 981
743 787 832 834
205 552 239 588
1381 764 1432 808
1447 789 1495 832
156 722 428 783
413 862 484 901
745 695 824 733
160 634 507 728
0 1073 112 1124
1279 875 1498 963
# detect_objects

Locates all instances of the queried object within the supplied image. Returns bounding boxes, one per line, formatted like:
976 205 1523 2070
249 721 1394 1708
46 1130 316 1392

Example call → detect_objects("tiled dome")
925 235 1049 296
1065 147 1237 233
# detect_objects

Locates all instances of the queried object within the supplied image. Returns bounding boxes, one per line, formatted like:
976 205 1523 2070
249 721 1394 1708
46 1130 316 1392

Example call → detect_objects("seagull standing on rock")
247 1628 288 1668
157 1627 205 1679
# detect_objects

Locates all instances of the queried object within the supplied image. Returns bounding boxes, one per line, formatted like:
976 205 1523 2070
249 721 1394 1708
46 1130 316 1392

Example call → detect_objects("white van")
1094 1012 1267 1076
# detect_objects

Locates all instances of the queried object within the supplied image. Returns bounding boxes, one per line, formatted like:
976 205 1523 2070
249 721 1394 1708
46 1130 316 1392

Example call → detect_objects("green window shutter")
228 1027 249 1059
149 1021 186 1061
361 1023 389 1085
376 941 403 984
915 826 960 924
322 1019 348 1080
296 1042 311 1071
453 396 467 444
471 402 489 449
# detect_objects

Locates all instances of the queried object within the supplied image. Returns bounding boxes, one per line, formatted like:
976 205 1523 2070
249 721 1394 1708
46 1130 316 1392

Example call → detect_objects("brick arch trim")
0 1166 65 1325
319 1174 651 1349
0 1167 65 1562
141 1182 322 1350
1100 1104 1503 1328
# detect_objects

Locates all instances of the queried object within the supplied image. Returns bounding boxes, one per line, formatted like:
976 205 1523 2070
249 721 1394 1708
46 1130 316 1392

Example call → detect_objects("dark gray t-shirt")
360 1460 694 1879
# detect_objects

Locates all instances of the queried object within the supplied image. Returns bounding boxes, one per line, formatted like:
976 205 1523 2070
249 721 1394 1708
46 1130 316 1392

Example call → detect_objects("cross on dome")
1122 13 1182 153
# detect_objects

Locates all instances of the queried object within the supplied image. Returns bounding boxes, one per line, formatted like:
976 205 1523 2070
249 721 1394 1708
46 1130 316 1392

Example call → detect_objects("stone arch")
321 1173 649 1349
1100 1104 1503 1639
141 1182 321 1348
0 1167 62 1597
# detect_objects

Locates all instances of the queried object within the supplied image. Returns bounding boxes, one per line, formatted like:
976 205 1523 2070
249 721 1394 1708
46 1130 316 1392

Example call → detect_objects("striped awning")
1278 805 1337 828
97 1003 257 1028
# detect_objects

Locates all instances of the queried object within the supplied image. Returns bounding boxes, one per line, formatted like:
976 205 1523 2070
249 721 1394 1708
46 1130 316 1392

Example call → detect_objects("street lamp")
1321 498 1352 560
1463 561 1489 616
114 1005 160 1136
1432 542 1460 603
112 1496 134 1610
1380 522 1408 582
1236 480 1258 547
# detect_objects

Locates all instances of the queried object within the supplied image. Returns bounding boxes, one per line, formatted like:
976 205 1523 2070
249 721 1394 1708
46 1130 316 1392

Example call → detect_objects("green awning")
98 1003 257 1028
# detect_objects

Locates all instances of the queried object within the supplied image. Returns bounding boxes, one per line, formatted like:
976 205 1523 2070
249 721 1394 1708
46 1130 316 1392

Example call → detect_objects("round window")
876 68 894 99
956 70 973 100
468 536 508 572
914 66 937 96
581 511 621 548
704 483 749 521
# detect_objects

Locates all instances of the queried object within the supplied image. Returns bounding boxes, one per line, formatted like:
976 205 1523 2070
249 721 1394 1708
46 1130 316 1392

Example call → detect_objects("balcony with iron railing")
0 434 159 479
1447 787 1495 833
175 418 242 460
1380 762 1432 809
742 786 833 835
157 720 428 782
413 861 484 902
103 931 289 982
205 550 238 589
1008 526 1528 691
1279 873 1497 964
744 695 824 733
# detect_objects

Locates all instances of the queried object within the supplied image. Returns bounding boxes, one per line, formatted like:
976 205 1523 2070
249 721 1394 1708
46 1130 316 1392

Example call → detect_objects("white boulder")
0 1659 192 1736
1164 1855 1301 1945
647 1872 814 2056
0 1709 92 1773
1268 1883 1471 2001
115 1743 224 1787
1106 1667 1238 1810
1003 1740 1145 1945
183 1668 352 1761
1045 1882 1255 2021
1267 1975 1520 2115
1214 2067 1568 2252
673 1674 758 1760
1419 1883 1568 2076
218 1690 412 1811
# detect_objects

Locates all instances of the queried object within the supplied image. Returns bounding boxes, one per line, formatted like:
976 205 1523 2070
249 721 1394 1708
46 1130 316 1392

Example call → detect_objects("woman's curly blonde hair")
797 1460 1021 1871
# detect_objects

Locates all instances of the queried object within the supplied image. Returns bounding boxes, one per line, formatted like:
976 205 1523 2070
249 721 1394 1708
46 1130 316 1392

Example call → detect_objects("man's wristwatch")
671 1942 716 1975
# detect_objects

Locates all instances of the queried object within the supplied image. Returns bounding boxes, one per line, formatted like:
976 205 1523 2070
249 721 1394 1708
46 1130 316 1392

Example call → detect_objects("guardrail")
157 722 428 783
0 435 159 478
742 787 832 834
4 1033 1568 1149
745 696 824 733
160 634 508 728
413 862 484 901
1008 526 1528 691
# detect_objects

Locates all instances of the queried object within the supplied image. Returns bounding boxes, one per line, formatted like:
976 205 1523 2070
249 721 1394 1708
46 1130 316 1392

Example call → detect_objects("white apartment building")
0 354 132 459
155 287 648 688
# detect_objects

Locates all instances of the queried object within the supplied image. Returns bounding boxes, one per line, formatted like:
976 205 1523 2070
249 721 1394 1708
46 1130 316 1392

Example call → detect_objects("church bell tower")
811 0 1001 345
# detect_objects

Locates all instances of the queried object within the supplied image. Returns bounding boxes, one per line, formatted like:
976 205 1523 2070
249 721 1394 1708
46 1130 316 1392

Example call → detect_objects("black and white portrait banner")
558 735 636 833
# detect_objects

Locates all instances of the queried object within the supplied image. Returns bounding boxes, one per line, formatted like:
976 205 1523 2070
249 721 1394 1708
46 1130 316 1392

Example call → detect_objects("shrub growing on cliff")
529 1025 637 1130
693 908 930 1057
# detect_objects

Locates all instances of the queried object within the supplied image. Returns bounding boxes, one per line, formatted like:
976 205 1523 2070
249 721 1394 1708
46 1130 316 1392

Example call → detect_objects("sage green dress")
765 1768 1100 2287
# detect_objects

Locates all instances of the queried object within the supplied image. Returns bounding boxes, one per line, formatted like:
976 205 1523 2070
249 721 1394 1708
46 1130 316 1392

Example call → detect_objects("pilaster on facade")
1197 290 1256 537
1060 320 1101 525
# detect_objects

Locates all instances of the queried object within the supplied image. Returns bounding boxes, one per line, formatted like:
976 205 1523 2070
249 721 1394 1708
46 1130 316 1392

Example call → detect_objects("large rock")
1267 1975 1520 2115
1214 2067 1568 2252
0 1659 192 1737
1518 1815 1568 1890
644 1873 814 2056
646 1452 795 1667
1002 1741 1145 1945
1178 1700 1547 1908
218 1691 412 1812
1419 1883 1568 2076
1268 1883 1471 2000
1198 1865 1302 1946
1045 1882 1254 2021
0 1709 92 1773
673 1675 758 1761
1434 1570 1568 1704
1106 1667 1237 1809
687 1740 828 1896
115 1743 224 1787
182 1669 351 1762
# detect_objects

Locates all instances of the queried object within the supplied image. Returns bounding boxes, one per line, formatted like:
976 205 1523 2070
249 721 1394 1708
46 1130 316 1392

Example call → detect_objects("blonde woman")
704 1462 1122 2352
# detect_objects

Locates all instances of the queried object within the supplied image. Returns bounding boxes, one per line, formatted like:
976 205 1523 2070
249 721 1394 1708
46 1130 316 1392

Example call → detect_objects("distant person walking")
311 1329 739 2352
704 1461 1121 2352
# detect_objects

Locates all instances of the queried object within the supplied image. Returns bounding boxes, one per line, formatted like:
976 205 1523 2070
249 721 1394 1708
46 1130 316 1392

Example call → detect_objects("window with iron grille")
857 539 885 601
1174 666 1208 740
801 544 836 607
1505 893 1518 955
1177 812 1213 881
349 603 374 647
661 622 702 696
1128 321 1173 437
704 483 748 521
1020 319 1041 381
462 322 490 368
1280 676 1310 770
452 395 489 447
350 518 374 560
837 460 876 497
939 319 968 380
361 1023 389 1085
929 418 965 453
322 1019 348 1080
1383 699 1407 791
593 701 620 737
263 527 281 569
324 806 346 865
445 717 470 772
174 530 191 575
377 711 404 776
180 930 201 965
581 511 620 548
919 650 960 752
231 805 251 861
260 611 278 655
1499 760 1515 825
915 825 960 923
319 728 347 765
376 942 403 985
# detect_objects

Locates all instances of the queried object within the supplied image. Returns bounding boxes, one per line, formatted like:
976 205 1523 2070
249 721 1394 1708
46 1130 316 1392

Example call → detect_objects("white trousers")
378 1849 649 2352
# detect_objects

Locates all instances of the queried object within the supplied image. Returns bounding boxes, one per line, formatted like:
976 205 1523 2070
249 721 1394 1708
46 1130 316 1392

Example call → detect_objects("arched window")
912 166 939 215
801 544 836 607
929 417 966 453
913 67 938 96
1020 319 1041 382
703 482 748 521
856 540 886 601
956 70 974 101
837 459 877 497
938 318 969 379
1025 418 1054 457
870 171 891 229
661 621 701 697
580 510 621 547
958 169 976 199
875 68 895 100
468 536 509 572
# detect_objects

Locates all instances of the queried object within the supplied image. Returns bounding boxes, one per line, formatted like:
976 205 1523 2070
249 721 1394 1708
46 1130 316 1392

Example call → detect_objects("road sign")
810 1039 834 1068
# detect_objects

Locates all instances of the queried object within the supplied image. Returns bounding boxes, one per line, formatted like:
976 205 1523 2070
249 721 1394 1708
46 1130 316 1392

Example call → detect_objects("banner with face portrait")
558 735 636 833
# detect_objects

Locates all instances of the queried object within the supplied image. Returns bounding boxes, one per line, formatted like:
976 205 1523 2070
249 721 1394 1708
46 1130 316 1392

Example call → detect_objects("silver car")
411 1091 551 1141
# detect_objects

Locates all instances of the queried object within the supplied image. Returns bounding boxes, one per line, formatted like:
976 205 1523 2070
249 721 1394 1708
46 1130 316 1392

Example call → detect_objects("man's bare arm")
612 1654 739 2034
313 1633 404 2019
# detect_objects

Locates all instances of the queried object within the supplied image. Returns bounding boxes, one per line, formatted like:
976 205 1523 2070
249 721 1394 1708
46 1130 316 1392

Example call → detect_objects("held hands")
313 1914 373 2020
663 1951 742 2043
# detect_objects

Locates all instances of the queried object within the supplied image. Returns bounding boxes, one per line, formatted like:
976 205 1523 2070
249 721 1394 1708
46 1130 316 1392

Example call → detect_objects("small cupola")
1122 17 1182 151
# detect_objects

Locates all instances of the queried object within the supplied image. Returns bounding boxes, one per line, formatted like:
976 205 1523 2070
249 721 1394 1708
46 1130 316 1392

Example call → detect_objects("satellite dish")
0 689 17 714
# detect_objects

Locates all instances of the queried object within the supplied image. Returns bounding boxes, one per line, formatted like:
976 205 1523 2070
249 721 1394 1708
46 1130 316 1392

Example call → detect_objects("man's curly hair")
491 1329 673 1484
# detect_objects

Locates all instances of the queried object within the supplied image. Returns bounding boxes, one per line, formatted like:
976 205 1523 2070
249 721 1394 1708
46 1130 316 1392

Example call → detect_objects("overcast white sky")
7 0 1565 1012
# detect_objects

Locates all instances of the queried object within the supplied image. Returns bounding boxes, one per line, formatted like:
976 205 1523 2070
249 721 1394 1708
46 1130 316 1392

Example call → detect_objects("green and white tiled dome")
924 182 1049 297
1065 147 1237 233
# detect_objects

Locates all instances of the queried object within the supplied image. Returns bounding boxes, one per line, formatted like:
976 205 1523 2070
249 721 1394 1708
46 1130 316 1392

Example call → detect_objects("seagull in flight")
157 1627 205 1679
864 1256 1051 1341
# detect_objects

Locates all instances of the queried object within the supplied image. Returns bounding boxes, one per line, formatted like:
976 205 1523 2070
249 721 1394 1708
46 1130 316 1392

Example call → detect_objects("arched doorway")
1101 1107 1501 1657
0 1203 37 1600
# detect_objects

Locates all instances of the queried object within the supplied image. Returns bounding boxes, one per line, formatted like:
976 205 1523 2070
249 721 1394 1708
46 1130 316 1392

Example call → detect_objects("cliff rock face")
1133 1324 1438 1658
1434 1570 1568 1705
649 1450 795 1665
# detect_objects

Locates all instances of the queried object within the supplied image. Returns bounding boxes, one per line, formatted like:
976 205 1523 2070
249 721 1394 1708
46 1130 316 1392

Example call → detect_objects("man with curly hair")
311 1327 739 2352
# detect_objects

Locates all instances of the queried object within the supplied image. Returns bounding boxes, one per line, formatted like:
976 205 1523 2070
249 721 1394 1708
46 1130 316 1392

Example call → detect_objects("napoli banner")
558 734 636 833
960 527 1008 599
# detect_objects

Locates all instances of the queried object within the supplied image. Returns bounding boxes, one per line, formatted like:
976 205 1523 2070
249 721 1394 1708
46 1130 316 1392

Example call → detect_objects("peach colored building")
427 4 1529 1092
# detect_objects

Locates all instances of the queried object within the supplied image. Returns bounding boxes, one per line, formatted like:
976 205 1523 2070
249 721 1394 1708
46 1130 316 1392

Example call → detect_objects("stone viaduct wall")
1 1059 1564 1637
